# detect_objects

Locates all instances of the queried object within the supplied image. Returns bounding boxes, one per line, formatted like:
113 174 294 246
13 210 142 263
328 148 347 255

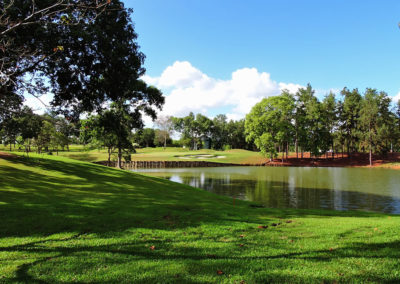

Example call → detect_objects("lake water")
134 166 400 214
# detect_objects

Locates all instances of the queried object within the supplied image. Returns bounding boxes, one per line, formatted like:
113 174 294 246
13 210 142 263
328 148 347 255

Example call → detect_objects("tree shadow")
2 235 400 283
1 155 400 282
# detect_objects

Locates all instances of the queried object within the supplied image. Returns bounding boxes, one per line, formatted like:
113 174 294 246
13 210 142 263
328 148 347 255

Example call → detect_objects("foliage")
245 94 295 159
133 128 156 148
172 112 213 150
154 115 174 148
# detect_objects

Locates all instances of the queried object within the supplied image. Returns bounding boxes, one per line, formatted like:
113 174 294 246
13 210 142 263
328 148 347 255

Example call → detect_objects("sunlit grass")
1 153 400 282
0 144 267 164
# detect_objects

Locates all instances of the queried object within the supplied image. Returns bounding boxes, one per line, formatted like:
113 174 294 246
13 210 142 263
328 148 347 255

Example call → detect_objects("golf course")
1 152 400 283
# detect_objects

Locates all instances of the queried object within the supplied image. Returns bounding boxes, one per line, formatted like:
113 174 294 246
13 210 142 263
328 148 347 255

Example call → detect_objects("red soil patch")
0 152 18 159
261 152 400 169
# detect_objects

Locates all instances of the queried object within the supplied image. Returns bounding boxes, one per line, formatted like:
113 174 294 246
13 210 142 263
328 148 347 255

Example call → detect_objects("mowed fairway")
1 153 400 283
0 145 268 164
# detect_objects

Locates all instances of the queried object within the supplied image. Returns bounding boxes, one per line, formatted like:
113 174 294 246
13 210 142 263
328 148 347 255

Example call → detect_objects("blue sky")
128 0 400 86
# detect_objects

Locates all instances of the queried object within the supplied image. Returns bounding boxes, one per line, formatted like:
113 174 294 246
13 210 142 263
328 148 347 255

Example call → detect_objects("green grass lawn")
0 145 268 164
1 153 400 283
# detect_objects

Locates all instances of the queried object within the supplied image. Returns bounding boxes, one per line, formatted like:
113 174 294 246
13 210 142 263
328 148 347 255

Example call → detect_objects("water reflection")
135 167 400 214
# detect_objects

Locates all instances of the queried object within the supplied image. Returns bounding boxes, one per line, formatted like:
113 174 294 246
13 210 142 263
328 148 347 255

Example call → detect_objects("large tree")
1 0 110 123
245 93 294 161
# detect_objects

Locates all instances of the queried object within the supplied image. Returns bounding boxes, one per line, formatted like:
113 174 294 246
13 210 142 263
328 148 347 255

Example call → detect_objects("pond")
134 166 400 214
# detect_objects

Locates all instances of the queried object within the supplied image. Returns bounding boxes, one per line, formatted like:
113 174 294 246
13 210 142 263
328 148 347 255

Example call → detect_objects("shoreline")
94 152 400 170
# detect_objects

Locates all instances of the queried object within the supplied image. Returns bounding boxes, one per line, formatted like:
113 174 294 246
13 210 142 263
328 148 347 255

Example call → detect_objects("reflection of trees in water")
161 169 400 214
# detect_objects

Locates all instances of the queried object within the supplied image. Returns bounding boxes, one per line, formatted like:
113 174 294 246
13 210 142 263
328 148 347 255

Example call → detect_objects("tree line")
2 83 400 167
0 108 78 154
245 84 400 165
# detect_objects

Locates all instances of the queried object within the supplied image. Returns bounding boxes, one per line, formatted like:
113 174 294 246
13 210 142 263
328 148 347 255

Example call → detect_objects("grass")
0 144 267 164
1 153 400 283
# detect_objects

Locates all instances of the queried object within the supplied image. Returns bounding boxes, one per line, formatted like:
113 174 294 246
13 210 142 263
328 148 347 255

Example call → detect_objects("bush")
223 145 231 151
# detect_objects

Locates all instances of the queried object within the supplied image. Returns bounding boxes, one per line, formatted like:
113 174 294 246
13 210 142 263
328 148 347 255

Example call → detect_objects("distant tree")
16 107 43 153
226 119 253 150
245 94 294 161
294 84 315 158
34 120 56 153
93 103 142 168
359 89 380 166
304 91 330 158
154 116 174 149
322 92 338 158
134 128 156 148
340 87 362 156
173 113 213 150
211 114 228 150
154 129 172 147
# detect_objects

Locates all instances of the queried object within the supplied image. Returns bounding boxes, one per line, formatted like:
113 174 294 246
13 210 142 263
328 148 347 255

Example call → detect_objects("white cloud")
142 61 303 120
23 93 53 114
392 92 400 103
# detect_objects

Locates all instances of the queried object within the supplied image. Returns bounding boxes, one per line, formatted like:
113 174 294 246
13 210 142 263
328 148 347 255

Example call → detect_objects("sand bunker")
176 154 226 159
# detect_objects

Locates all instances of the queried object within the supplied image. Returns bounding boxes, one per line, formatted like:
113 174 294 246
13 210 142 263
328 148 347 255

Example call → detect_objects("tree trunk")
107 147 112 167
369 147 372 166
286 142 289 160
347 141 351 158
117 147 122 169
164 134 167 149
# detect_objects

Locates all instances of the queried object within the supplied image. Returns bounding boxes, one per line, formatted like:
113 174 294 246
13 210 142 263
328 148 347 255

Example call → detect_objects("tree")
211 114 228 150
154 129 172 147
322 92 338 158
245 94 294 161
34 120 55 153
134 128 155 148
154 115 174 149
47 1 164 120
340 87 362 156
294 84 315 158
304 91 330 158
16 107 43 153
359 89 380 166
1 1 110 121
226 119 253 150
173 113 213 150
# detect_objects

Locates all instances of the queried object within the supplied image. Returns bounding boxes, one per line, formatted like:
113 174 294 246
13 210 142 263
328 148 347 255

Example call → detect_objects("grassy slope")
1 154 400 283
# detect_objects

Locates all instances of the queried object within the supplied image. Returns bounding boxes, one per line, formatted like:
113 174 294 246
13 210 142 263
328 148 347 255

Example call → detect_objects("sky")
26 0 400 121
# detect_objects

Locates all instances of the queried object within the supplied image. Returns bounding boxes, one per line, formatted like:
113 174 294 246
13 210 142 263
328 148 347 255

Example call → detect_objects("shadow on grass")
1 155 400 282
2 236 400 283
0 155 273 237
0 155 393 238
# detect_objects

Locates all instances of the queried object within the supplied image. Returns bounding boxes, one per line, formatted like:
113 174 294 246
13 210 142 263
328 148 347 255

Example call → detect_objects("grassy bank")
1 153 400 283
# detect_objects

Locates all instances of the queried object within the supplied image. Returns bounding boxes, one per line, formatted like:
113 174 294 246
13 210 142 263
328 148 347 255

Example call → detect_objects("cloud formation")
393 92 400 104
142 61 303 120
